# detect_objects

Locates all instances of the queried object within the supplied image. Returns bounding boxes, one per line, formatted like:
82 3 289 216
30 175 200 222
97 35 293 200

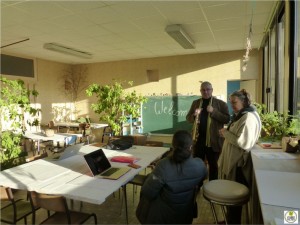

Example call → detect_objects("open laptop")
84 149 131 180
47 143 85 160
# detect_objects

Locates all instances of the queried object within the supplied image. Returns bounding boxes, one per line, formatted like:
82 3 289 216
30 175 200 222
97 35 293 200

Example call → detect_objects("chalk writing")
142 95 198 134
154 101 188 117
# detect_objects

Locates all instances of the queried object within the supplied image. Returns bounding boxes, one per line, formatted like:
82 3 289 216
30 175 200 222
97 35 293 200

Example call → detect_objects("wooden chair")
30 191 97 225
79 123 93 144
48 121 58 133
101 126 113 143
1 186 36 225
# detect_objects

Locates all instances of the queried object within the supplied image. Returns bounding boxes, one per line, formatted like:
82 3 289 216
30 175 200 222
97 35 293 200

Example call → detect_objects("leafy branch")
86 80 147 136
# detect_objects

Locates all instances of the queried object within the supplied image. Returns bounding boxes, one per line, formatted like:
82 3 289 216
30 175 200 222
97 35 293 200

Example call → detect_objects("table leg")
37 140 40 155
122 185 129 224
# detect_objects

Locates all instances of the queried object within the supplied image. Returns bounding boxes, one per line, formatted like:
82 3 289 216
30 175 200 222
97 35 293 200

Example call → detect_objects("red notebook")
110 156 139 163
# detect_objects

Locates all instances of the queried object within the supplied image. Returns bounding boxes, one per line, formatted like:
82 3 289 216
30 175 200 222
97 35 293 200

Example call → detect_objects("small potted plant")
281 113 300 152
254 103 300 151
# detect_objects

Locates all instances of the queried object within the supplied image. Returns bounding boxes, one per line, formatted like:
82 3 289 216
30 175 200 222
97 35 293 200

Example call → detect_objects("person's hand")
207 105 214 113
194 108 202 116
219 128 225 137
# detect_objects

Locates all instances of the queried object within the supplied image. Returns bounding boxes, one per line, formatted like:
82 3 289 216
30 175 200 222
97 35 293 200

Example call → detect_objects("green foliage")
0 77 40 170
288 114 300 136
86 80 147 135
254 103 300 141
0 131 23 170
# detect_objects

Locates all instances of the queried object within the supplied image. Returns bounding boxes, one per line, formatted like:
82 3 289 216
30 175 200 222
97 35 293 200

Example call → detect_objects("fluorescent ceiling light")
165 24 195 49
43 43 93 59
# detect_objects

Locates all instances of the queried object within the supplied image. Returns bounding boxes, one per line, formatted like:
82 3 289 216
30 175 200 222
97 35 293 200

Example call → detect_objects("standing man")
186 81 230 180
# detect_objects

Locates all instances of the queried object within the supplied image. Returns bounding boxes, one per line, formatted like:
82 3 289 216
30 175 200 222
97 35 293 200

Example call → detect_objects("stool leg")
245 202 249 224
209 202 219 224
221 206 228 224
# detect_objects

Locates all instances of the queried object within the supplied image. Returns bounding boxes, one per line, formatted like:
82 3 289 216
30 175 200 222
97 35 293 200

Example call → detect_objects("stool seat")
202 179 250 224
203 179 249 205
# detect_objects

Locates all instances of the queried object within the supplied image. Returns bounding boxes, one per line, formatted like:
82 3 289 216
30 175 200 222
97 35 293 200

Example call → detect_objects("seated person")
136 130 207 224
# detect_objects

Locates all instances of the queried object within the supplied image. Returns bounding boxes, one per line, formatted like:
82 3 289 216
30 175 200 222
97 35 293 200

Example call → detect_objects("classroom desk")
251 145 300 225
0 144 169 205
24 131 79 153
55 122 108 130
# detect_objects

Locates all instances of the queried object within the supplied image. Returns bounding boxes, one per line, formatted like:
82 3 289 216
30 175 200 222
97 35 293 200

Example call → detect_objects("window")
0 54 35 78
262 1 300 116
277 13 285 113
297 1 300 112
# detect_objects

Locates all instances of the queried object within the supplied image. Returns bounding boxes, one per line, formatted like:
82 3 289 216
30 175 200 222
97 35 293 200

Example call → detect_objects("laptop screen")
84 149 111 176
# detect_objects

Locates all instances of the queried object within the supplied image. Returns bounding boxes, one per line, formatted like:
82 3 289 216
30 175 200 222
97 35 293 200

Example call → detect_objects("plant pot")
282 137 299 153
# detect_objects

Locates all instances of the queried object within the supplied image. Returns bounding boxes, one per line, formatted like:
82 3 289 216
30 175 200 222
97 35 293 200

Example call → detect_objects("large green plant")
254 103 300 141
86 81 147 136
0 77 40 170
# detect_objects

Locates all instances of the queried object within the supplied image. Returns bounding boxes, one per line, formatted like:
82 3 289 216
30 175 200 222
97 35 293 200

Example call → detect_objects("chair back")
30 191 97 225
31 191 68 212
131 134 147 145
48 121 55 128
0 186 13 202
1 186 36 225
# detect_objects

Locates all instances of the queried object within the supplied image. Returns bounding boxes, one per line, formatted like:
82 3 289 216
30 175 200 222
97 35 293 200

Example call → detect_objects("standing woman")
136 130 207 224
218 89 261 224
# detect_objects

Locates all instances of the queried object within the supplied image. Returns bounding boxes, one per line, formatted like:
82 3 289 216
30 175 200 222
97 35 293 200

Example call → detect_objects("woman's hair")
171 130 192 163
230 89 252 108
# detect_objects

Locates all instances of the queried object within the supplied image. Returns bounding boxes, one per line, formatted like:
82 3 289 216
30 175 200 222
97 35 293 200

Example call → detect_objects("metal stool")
203 179 249 224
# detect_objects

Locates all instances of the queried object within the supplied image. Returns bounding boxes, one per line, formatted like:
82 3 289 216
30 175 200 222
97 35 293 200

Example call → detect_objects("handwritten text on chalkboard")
142 95 199 134
154 100 187 117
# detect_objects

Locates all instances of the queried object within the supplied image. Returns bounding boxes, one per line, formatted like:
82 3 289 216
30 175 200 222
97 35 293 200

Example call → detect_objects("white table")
54 122 108 130
251 145 300 225
0 144 169 205
24 131 79 154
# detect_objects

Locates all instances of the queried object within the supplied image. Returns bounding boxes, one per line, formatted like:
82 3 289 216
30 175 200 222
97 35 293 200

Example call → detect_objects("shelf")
122 114 143 135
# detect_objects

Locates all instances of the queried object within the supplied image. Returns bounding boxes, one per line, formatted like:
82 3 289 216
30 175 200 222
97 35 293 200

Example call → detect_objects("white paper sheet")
255 170 300 209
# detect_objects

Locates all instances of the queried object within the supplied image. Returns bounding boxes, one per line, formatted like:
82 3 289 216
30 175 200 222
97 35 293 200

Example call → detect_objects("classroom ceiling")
1 1 278 64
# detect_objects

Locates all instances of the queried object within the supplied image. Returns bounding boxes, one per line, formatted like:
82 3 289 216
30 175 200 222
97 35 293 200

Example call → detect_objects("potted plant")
281 112 300 152
86 80 147 136
0 77 40 170
254 103 300 147
59 65 88 121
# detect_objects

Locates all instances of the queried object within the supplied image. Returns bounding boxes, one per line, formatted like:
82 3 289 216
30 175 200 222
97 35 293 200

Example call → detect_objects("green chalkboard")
142 96 199 134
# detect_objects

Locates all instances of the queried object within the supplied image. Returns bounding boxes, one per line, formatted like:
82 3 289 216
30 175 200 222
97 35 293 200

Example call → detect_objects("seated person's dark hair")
172 130 193 163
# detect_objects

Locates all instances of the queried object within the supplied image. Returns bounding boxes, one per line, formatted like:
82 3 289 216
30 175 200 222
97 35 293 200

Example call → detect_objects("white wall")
3 49 262 138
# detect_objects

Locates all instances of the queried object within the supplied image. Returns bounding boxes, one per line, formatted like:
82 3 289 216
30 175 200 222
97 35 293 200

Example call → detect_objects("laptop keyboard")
101 167 120 176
